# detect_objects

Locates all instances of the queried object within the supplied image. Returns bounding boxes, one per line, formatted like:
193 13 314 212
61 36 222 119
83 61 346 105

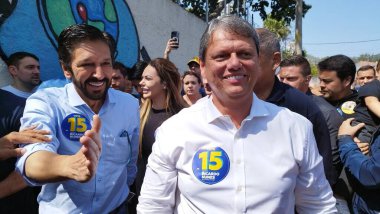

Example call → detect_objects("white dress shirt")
137 94 336 214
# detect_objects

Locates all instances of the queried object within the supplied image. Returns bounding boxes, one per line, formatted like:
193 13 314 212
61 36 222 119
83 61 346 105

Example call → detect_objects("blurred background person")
182 71 202 106
129 58 185 213
2 52 41 98
309 76 322 96
130 60 148 101
187 56 201 75
356 65 376 88
111 61 134 93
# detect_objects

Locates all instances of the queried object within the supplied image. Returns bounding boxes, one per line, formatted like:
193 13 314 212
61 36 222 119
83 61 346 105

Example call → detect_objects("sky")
252 0 380 58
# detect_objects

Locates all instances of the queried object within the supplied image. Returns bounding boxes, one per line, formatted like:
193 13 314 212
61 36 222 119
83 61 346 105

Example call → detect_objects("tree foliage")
263 15 290 41
174 0 311 25
352 53 380 63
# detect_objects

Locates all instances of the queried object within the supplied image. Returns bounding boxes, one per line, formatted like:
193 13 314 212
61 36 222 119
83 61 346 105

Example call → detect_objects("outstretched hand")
0 125 51 160
69 115 102 182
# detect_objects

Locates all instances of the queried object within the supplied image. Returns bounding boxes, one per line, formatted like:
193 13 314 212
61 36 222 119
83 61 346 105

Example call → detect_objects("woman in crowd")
182 71 203 106
135 58 185 196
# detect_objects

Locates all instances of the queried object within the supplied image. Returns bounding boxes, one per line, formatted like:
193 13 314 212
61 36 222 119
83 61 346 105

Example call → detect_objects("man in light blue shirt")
16 24 139 213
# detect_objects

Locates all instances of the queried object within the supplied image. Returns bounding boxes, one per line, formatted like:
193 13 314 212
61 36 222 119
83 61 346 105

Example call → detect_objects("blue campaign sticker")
61 113 92 141
192 147 230 185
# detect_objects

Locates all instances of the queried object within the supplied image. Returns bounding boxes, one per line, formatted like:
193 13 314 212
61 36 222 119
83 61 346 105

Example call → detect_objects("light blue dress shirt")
16 83 139 214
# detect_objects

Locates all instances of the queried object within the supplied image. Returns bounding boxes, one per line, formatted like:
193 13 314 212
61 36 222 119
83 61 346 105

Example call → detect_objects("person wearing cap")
187 56 201 74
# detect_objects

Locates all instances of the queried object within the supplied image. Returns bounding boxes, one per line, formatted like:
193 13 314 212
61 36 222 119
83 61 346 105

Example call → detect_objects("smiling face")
139 65 166 102
200 29 259 104
183 74 201 96
63 40 113 105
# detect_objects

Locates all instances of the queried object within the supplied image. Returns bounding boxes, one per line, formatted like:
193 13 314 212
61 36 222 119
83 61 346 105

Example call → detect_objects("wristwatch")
337 134 352 140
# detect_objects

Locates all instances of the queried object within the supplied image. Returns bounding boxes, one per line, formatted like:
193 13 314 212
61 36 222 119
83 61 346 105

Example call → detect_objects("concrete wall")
127 0 207 73
0 0 207 87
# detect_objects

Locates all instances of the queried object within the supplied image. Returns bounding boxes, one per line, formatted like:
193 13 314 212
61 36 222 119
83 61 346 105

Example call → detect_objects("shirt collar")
205 93 270 124
66 83 116 107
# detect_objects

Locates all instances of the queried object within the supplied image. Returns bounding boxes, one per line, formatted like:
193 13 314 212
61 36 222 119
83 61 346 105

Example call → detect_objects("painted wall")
0 0 207 87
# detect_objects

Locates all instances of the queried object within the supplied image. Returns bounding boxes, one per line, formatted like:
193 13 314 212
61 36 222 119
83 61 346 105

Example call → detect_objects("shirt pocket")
101 134 131 163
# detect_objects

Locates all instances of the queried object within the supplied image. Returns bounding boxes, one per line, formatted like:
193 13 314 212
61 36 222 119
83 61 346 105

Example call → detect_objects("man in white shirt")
2 52 41 98
137 15 336 213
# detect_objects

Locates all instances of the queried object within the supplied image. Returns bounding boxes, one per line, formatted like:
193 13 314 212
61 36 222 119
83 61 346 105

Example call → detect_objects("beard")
72 77 110 101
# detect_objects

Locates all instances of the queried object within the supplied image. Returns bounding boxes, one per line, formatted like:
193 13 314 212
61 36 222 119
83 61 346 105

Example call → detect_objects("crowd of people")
0 15 379 213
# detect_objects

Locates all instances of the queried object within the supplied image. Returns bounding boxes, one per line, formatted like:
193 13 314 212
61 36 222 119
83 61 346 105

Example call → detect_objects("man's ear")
200 59 207 81
272 52 281 72
343 76 353 88
8 65 17 77
61 63 72 79
305 75 312 84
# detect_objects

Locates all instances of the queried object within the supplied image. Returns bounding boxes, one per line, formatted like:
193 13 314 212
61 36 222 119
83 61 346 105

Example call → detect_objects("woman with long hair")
182 71 203 106
134 58 185 198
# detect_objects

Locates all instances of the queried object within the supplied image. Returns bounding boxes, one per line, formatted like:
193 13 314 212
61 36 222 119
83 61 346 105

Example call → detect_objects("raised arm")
163 38 177 60
364 96 380 118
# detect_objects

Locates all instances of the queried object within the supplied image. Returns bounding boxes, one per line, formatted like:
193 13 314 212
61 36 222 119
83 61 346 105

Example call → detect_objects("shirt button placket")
234 132 247 213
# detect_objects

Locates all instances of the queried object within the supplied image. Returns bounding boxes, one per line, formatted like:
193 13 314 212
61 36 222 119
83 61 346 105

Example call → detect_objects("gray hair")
199 15 260 61
255 28 280 56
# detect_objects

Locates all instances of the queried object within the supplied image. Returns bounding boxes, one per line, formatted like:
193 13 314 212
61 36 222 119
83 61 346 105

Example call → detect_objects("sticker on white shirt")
192 147 230 185
61 113 92 141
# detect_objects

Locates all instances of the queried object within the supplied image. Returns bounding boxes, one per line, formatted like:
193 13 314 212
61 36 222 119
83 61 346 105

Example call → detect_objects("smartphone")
171 31 179 49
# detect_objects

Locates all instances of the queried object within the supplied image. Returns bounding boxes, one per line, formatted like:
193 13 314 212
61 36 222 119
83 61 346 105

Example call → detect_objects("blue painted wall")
0 0 139 80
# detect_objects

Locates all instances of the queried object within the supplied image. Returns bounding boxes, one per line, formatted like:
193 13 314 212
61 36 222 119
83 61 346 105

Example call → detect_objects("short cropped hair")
7 51 39 67
57 24 112 71
199 15 259 61
113 61 128 78
318 55 356 85
255 28 281 56
280 55 311 77
357 65 376 76
130 60 148 81
182 71 202 84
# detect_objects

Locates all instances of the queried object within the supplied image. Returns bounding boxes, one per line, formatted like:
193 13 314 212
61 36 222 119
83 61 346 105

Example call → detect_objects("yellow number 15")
199 151 222 171
68 117 87 132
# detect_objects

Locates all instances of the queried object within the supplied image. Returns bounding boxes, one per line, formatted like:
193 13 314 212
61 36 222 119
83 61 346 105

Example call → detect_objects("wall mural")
0 0 140 80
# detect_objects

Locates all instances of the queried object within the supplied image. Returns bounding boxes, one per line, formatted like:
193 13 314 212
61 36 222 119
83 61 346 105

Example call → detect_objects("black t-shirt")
327 90 358 120
354 79 380 128
0 89 39 214
135 108 174 196
0 90 25 180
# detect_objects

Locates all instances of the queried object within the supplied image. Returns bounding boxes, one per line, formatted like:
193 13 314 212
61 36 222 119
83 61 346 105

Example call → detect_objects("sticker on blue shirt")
192 147 230 185
61 113 92 141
